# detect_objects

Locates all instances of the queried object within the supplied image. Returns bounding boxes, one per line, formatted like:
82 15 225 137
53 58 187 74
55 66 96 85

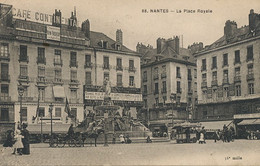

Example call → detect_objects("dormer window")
116 44 121 51
101 40 108 49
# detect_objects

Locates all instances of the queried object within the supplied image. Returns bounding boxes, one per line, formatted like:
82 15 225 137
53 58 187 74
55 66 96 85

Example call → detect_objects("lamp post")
17 83 24 127
40 113 43 143
170 93 176 128
49 103 54 144
104 111 108 147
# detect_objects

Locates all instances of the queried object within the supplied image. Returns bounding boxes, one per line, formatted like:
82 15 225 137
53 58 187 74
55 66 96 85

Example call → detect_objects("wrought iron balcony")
70 79 80 85
201 81 207 88
84 62 93 69
70 61 78 68
116 65 123 71
0 53 10 61
234 76 241 83
0 94 11 102
53 78 64 84
37 57 46 65
54 59 63 66
211 80 218 86
222 78 229 85
102 64 110 70
0 74 10 82
247 73 254 81
129 67 136 72
19 55 29 63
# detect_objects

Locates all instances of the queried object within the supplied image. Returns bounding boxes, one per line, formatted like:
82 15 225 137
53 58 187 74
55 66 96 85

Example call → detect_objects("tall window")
71 108 77 119
70 52 77 67
54 69 62 81
176 67 181 78
1 84 9 99
143 85 147 94
0 108 9 121
1 63 8 80
162 81 167 93
188 69 192 80
188 81 192 92
248 83 254 94
0 43 9 57
103 56 109 69
223 87 229 98
154 67 159 79
223 53 228 66
202 73 207 82
117 74 122 86
162 65 166 78
21 107 27 122
248 64 253 75
154 83 159 94
37 47 45 64
177 81 181 93
19 45 27 61
54 49 62 65
104 72 109 81
38 88 45 102
38 66 45 77
116 58 122 70
212 56 217 69
235 85 241 96
20 65 28 77
129 76 134 86
212 71 217 81
234 50 240 64
155 98 159 106
202 59 206 71
247 45 253 61
55 108 61 117
129 60 135 71
38 107 45 117
235 67 240 76
163 96 167 104
223 70 228 80
143 71 147 82
85 72 91 85
194 69 197 78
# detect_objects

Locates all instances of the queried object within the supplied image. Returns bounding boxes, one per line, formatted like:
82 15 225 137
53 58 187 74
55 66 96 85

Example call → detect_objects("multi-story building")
195 9 260 135
137 37 198 135
0 3 142 141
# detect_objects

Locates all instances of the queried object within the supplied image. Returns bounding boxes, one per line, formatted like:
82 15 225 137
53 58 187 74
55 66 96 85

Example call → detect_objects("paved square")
1 140 260 165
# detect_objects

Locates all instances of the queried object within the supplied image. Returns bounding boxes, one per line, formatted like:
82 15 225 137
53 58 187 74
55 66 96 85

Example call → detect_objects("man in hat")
21 123 30 155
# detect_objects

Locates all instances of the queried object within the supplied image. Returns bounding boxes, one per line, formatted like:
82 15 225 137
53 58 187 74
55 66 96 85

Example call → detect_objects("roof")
90 31 136 53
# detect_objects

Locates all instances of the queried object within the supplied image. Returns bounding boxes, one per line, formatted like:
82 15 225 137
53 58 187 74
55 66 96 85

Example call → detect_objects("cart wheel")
57 139 65 148
69 139 76 147
76 140 83 147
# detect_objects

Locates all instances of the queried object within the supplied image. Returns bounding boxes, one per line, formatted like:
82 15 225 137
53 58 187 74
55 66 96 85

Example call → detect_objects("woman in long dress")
12 129 24 155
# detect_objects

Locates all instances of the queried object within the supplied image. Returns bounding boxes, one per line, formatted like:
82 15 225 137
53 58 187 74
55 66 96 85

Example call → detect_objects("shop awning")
237 119 257 125
200 120 233 131
27 123 70 134
53 86 65 98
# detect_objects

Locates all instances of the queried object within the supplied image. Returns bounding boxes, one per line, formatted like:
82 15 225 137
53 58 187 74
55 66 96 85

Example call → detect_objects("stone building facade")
195 10 260 123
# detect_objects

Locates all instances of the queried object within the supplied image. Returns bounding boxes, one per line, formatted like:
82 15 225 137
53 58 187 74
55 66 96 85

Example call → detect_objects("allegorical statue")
104 77 111 97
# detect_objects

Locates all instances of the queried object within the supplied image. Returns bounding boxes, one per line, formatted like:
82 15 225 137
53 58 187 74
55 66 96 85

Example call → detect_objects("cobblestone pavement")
1 140 260 165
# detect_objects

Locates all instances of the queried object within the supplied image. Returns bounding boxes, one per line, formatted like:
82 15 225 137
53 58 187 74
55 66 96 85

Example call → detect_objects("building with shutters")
0 3 142 141
194 9 260 128
137 37 199 135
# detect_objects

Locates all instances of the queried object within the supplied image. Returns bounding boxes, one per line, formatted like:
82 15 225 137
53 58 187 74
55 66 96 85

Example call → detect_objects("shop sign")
85 92 142 102
47 26 60 41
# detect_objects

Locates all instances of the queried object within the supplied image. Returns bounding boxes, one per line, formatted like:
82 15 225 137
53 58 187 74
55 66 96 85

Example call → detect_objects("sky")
2 0 260 51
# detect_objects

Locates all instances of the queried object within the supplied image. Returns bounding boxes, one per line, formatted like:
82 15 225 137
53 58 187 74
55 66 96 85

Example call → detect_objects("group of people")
3 123 30 155
213 125 235 143
119 134 132 144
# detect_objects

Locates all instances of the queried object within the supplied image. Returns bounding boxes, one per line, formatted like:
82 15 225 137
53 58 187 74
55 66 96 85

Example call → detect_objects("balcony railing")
247 73 254 81
116 65 123 71
0 74 10 82
54 59 63 66
222 78 229 85
0 53 10 61
103 64 110 70
0 94 11 102
129 67 136 72
37 57 46 65
234 76 241 83
84 62 93 69
70 79 80 85
37 76 46 84
53 78 63 84
211 80 218 86
19 55 29 63
201 81 207 88
70 61 78 68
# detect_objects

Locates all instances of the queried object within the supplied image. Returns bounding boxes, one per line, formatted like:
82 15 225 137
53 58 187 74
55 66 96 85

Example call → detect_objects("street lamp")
170 93 176 128
104 111 109 147
17 83 24 127
49 103 54 145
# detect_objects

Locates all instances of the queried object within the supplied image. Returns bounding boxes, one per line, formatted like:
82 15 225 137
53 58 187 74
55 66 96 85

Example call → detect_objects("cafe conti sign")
85 92 142 102
12 7 70 25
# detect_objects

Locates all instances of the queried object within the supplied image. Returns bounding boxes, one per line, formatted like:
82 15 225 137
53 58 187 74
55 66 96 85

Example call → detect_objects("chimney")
81 19 90 38
116 29 123 44
156 38 166 54
249 9 260 34
224 20 237 40
167 36 179 54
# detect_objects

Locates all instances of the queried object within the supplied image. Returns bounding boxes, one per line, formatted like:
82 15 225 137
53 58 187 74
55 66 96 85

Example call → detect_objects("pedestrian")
201 126 206 144
12 129 24 155
146 136 152 143
119 133 125 143
3 130 15 148
112 133 116 144
21 123 30 155
126 135 132 144
213 131 218 143
199 132 204 144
